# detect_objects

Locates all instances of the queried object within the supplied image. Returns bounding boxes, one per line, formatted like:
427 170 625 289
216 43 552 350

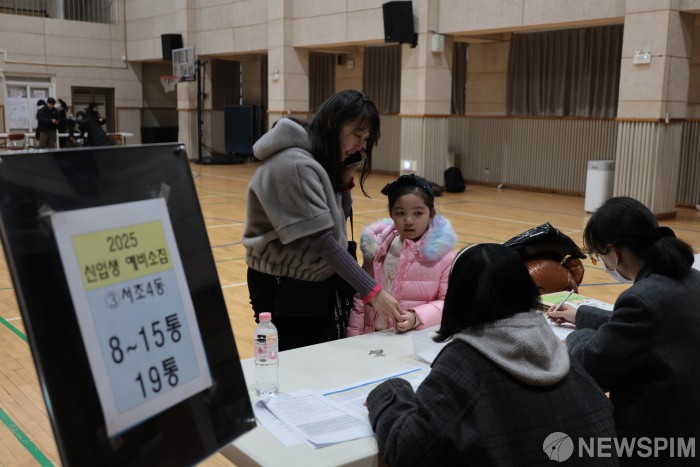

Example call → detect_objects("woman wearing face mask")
548 196 700 460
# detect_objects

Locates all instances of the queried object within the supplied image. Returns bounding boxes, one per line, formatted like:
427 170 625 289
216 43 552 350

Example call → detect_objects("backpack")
444 167 466 193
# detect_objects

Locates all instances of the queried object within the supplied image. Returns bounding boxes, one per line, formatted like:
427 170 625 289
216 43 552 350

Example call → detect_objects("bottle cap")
259 312 272 322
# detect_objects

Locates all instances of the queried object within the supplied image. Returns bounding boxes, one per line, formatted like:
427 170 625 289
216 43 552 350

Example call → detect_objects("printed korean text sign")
51 198 212 437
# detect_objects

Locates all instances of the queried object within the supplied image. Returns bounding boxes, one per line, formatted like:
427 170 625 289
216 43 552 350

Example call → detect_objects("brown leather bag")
524 257 584 294
505 223 587 295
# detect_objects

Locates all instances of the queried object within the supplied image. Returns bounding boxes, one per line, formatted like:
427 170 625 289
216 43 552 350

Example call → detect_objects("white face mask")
601 251 633 284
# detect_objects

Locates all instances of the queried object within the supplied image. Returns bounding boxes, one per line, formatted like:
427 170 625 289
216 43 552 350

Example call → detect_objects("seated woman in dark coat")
549 196 700 465
367 243 617 467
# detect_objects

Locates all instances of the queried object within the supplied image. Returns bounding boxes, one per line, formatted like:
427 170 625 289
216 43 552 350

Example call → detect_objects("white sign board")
51 198 212 437
6 97 29 130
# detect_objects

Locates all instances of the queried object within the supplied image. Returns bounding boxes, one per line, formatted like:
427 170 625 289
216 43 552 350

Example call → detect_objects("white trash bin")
584 160 615 213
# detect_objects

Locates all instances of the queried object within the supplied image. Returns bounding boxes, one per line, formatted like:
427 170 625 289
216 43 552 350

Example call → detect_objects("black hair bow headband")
381 174 435 200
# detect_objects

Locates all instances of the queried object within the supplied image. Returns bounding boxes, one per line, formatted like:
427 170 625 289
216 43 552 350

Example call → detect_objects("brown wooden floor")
1 160 699 466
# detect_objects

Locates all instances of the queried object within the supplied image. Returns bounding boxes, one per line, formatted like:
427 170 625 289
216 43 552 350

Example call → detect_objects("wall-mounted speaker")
161 34 183 61
382 1 417 47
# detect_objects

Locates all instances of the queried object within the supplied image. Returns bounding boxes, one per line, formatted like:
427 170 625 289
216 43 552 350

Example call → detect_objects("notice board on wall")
0 143 254 466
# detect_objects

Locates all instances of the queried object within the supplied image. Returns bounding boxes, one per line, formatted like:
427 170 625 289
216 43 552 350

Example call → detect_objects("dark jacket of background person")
34 99 45 140
56 99 69 147
367 319 617 467
36 99 60 148
36 102 59 133
85 102 106 126
568 267 700 452
56 99 68 132
75 111 112 147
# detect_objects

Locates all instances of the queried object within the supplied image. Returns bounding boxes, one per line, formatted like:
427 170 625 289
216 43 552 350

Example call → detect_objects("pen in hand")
552 289 575 312
547 289 577 326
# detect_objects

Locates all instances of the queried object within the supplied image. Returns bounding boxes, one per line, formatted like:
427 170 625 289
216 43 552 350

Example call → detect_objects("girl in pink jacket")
347 174 457 336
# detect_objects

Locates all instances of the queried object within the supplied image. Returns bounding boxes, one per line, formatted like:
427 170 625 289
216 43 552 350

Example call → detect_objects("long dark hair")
434 243 541 342
583 196 693 280
308 90 380 195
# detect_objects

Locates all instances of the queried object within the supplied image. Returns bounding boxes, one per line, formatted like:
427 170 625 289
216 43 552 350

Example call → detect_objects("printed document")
262 389 373 446
256 367 431 448
322 367 430 418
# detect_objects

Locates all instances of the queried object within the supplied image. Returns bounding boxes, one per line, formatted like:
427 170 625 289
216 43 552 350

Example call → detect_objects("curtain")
452 42 468 115
506 24 623 117
309 53 336 112
363 45 401 113
211 60 241 110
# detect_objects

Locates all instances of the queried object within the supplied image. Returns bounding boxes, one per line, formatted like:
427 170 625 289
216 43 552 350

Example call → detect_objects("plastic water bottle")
254 312 279 396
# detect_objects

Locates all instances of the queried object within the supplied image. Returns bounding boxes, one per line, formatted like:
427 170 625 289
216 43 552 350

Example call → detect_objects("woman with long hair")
243 90 405 350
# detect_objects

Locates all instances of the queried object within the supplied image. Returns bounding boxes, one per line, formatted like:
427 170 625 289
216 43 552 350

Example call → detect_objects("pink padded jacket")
347 215 457 336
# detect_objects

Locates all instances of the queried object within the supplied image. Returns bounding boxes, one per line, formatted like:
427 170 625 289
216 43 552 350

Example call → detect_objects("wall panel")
448 117 618 193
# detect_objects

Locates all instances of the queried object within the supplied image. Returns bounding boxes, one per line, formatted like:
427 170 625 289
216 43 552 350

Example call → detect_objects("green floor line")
0 315 27 342
0 317 50 465
0 407 53 466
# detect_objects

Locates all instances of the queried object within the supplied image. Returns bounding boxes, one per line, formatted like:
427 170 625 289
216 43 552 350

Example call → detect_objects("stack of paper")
253 367 430 449
257 390 372 448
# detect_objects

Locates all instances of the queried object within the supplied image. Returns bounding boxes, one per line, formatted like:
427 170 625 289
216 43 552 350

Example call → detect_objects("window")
4 76 53 132
0 0 115 23
71 87 116 132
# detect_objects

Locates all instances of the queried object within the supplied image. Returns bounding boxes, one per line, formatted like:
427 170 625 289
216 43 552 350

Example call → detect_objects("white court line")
207 223 243 229
353 208 389 216
196 172 252 183
5 317 22 322
439 207 585 233
221 282 248 288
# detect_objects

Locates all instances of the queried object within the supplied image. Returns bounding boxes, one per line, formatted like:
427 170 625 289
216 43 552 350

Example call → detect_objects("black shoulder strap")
349 209 354 242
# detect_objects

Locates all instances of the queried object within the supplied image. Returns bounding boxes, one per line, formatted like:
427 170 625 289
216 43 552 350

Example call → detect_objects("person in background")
56 99 69 148
36 97 59 148
85 101 106 126
34 99 46 141
243 90 404 351
548 196 700 464
75 110 113 147
346 174 456 336
367 243 617 466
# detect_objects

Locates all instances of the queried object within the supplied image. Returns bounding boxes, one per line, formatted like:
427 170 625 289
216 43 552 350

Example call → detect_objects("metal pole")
197 59 203 163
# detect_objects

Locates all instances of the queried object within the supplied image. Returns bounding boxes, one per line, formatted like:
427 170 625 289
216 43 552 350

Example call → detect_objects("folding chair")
7 133 26 150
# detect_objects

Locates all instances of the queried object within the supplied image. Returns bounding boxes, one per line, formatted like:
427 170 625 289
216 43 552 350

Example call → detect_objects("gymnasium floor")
1 160 699 465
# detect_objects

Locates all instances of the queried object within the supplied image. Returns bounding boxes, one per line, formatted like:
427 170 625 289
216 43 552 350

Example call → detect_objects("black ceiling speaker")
161 34 184 61
382 1 417 48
